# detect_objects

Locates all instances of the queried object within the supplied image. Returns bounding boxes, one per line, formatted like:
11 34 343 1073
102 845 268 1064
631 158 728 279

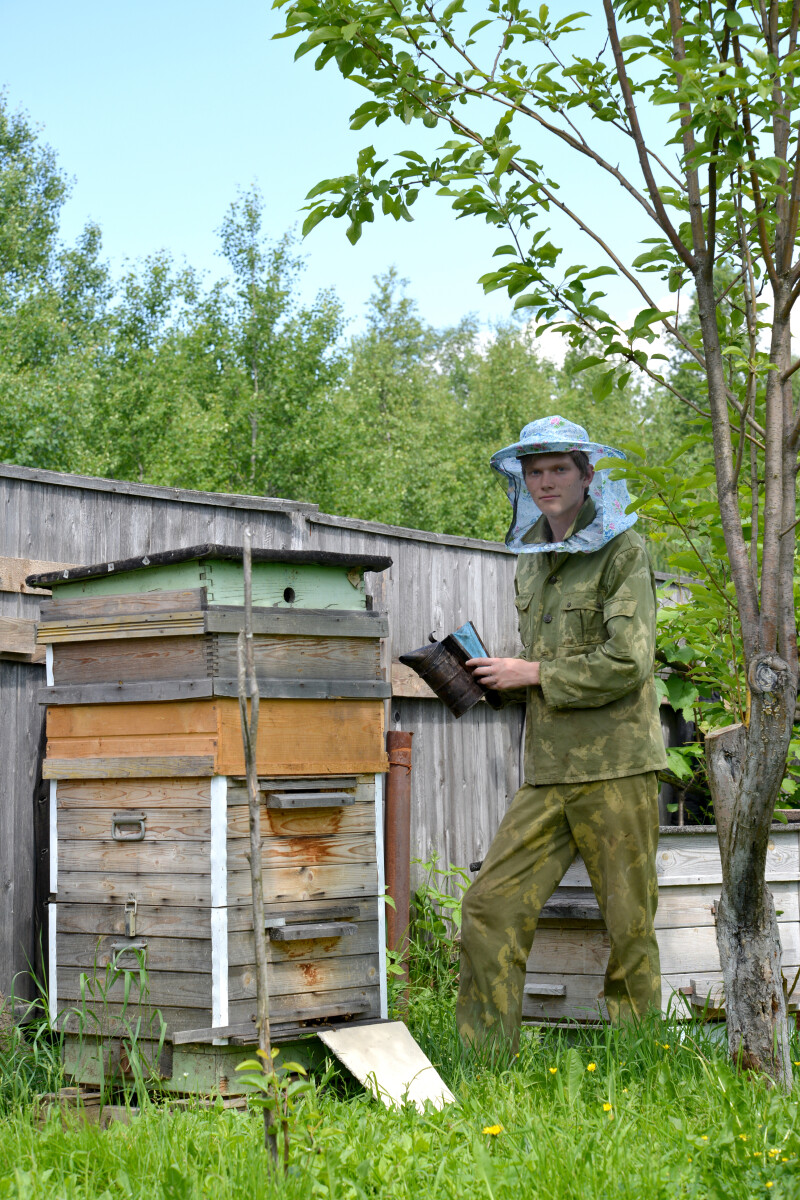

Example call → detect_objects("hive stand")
30 546 396 1094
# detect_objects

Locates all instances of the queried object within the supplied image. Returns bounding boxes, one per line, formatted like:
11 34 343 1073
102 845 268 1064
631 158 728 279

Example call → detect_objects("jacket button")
566 601 571 609
543 614 552 624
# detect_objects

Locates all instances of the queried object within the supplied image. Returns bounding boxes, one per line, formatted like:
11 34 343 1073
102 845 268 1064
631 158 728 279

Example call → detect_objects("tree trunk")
693 259 797 1088
706 659 796 1087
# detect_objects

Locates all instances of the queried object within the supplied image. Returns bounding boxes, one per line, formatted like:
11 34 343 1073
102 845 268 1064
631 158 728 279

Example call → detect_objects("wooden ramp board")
318 1021 456 1112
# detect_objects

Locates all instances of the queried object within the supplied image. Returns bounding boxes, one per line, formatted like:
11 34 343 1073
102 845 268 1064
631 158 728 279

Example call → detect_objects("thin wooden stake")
237 526 278 1163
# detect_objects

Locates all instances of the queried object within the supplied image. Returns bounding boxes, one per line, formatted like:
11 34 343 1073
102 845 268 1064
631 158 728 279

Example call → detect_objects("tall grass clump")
0 999 62 1115
389 857 469 1077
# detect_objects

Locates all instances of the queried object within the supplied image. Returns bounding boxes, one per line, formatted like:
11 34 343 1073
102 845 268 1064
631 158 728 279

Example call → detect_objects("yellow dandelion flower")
766 1184 774 1190
739 1134 748 1142
587 1062 597 1072
663 1044 670 1050
603 1103 613 1112
688 1157 693 1163
794 1061 800 1066
549 1067 558 1075
482 1124 502 1136
701 1136 708 1141
769 1149 779 1157
622 1088 628 1093
782 1157 789 1162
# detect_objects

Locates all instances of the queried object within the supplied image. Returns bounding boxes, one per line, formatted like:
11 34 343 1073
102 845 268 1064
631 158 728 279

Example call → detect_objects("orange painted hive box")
44 696 388 779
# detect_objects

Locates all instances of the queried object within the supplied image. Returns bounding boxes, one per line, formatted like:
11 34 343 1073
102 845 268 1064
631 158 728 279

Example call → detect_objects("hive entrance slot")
264 791 355 809
269 921 358 941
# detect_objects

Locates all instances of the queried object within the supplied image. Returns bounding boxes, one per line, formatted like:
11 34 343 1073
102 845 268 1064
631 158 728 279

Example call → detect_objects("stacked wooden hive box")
521 829 800 1024
30 545 392 1089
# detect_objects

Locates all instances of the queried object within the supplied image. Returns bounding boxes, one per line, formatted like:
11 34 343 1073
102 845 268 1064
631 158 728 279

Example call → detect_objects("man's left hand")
466 657 541 689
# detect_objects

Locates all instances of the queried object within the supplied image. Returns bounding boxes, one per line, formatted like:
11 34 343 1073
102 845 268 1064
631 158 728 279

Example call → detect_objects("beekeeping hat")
490 415 637 554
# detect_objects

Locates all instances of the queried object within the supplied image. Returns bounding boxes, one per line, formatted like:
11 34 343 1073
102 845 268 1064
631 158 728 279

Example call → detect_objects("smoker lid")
26 543 393 587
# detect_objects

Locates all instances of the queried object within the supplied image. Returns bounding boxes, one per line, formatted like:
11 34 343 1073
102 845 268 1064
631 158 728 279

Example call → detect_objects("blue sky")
1 1 658 337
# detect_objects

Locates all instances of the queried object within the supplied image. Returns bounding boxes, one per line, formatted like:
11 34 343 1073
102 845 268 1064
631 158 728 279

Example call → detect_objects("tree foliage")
0 97 662 536
272 0 800 1085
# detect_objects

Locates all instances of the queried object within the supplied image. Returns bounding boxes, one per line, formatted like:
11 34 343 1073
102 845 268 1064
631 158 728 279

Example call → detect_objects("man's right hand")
465 657 541 690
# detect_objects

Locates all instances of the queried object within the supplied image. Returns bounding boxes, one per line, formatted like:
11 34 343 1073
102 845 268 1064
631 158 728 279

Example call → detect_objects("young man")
458 415 666 1049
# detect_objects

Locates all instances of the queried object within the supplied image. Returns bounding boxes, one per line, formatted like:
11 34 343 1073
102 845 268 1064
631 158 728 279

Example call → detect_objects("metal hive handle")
112 812 146 841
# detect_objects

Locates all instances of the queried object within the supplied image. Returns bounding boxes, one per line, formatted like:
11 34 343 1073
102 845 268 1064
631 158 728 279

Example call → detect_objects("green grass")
3 866 800 1199
3 999 800 1199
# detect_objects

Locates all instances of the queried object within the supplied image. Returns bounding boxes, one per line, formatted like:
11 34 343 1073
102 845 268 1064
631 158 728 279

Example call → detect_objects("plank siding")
57 984 381 1035
51 636 211 684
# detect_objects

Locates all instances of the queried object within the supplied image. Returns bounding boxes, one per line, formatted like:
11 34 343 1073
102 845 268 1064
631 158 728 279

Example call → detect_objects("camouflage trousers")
457 772 661 1050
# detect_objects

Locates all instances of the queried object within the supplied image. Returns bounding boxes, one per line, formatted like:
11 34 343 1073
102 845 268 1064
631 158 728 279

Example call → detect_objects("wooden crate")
37 586 390 705
59 1033 325 1097
49 775 387 1043
43 697 389 778
29 545 391 610
522 824 800 1023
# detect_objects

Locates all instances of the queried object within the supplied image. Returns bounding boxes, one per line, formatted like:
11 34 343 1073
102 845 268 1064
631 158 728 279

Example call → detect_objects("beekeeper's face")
520 452 594 524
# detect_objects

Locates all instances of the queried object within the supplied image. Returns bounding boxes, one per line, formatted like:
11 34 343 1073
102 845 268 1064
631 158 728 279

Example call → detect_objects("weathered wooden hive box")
522 824 800 1023
30 545 393 1090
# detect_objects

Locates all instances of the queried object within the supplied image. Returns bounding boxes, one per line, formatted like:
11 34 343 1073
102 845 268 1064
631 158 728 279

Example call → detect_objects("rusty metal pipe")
384 731 413 985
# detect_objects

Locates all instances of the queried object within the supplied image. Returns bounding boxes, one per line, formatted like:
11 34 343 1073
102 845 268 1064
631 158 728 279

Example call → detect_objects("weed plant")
4 870 800 1197
0 1019 62 1117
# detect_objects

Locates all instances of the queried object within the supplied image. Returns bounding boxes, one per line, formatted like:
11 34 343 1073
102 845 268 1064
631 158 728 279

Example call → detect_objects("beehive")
31 545 392 1084
522 824 800 1023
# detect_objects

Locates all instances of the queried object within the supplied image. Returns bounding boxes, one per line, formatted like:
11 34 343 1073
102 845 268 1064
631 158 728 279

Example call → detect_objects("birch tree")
273 0 800 1085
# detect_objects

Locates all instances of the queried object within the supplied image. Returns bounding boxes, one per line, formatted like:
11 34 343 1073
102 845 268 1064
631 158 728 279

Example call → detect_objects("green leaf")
665 747 694 781
304 25 342 47
569 354 605 373
620 34 651 49
580 265 617 280
495 142 520 175
301 207 328 237
757 156 785 181
632 306 670 332
565 1047 584 1105
592 368 614 403
664 673 699 716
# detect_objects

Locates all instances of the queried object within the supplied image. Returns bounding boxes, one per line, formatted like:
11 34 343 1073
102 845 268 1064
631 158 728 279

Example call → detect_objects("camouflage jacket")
513 498 667 785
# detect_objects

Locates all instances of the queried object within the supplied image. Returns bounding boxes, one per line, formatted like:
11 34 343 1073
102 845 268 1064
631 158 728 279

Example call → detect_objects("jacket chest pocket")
514 592 536 646
560 592 605 647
